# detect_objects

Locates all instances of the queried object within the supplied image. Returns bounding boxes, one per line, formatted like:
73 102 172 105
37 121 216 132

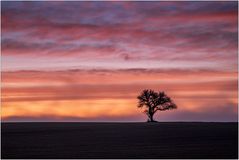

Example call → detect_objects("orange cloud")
2 99 137 119
1 69 237 121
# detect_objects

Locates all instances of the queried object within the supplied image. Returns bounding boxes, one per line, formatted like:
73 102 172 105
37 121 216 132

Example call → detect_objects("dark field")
1 122 238 159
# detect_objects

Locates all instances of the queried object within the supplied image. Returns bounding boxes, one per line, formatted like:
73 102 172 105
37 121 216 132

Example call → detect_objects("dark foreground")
1 122 238 159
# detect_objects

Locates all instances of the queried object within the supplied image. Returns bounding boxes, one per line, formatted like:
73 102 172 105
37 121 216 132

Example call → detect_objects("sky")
1 1 238 122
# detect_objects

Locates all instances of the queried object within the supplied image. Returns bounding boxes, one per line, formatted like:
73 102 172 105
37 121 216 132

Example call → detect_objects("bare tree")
137 89 177 122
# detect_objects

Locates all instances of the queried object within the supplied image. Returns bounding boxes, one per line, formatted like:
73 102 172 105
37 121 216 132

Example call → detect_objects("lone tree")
137 89 177 122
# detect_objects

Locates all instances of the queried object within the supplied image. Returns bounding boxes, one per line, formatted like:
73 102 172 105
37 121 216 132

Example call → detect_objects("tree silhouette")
137 89 177 122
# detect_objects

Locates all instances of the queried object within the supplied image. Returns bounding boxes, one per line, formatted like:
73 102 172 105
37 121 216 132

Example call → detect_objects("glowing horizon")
1 1 238 122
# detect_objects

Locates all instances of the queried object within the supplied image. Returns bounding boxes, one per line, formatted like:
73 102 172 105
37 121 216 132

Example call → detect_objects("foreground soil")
1 122 238 159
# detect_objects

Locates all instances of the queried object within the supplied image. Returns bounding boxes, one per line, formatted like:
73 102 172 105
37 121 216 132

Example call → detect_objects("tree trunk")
149 114 155 122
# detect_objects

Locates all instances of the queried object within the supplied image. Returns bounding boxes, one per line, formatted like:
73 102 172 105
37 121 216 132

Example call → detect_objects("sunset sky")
2 1 238 122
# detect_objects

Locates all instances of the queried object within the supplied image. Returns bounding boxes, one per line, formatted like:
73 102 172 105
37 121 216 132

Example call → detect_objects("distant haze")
2 1 238 122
